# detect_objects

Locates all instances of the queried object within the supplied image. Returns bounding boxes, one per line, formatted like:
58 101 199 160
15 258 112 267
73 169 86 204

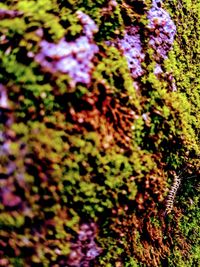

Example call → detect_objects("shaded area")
0 0 199 266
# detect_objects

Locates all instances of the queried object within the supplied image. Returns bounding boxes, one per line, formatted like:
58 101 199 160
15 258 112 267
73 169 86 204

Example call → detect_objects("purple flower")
0 85 9 109
147 0 176 60
106 26 145 79
35 12 99 86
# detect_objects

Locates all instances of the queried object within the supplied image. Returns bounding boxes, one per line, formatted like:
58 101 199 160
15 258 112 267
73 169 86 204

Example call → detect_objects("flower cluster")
76 10 98 40
35 11 99 86
147 0 176 60
106 1 176 81
67 223 101 266
107 26 145 79
119 27 145 79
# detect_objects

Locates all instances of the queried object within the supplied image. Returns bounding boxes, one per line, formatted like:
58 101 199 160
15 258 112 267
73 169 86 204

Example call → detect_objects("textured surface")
0 0 199 266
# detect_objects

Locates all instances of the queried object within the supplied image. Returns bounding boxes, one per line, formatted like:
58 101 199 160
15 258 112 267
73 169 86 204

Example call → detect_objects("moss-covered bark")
0 0 199 266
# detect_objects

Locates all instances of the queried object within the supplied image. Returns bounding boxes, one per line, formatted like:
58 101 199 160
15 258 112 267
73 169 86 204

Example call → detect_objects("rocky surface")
0 0 199 266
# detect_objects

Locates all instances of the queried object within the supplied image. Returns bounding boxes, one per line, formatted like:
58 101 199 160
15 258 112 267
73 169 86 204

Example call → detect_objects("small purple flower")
67 223 101 266
154 63 163 76
0 84 9 109
107 26 145 79
76 11 98 40
35 12 99 86
147 0 176 60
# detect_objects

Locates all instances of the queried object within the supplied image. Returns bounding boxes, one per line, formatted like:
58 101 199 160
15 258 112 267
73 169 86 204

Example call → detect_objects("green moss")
0 0 199 266
0 213 25 228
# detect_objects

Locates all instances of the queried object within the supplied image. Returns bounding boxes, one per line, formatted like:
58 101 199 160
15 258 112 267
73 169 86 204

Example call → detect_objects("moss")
0 0 199 266
0 212 25 228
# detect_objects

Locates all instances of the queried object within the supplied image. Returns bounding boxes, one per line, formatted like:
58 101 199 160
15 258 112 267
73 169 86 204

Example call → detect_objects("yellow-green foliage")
0 0 199 266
